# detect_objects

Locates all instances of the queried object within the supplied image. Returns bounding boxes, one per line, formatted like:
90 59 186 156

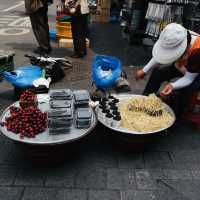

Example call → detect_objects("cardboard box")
91 7 110 23
91 14 109 23
59 38 90 49
100 8 110 17
99 15 109 22
100 0 110 8
59 38 73 48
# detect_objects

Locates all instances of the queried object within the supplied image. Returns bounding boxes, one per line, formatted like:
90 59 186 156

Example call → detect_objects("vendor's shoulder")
189 30 200 37
187 48 200 73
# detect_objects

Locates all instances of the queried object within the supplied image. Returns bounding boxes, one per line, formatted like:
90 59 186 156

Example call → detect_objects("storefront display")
184 1 200 34
90 0 112 22
120 0 199 43
145 0 188 38
119 0 148 44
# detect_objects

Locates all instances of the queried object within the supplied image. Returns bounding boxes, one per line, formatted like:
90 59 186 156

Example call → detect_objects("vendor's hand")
135 69 145 80
160 84 173 98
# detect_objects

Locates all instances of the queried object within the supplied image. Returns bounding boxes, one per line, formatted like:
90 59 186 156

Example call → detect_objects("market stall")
96 94 175 135
0 89 97 146
0 84 177 152
0 49 177 154
119 0 200 43
145 0 188 38
95 93 175 148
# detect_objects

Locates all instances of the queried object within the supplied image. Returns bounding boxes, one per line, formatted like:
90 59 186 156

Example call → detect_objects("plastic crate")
56 25 72 39
0 50 15 81
59 38 90 49
0 50 15 73
59 38 74 48
56 21 71 27
57 34 73 40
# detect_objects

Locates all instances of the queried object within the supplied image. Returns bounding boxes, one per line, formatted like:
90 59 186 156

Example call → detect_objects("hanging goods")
92 55 122 89
145 0 188 38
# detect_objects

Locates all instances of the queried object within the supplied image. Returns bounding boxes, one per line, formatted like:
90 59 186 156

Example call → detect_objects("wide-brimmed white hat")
152 23 188 64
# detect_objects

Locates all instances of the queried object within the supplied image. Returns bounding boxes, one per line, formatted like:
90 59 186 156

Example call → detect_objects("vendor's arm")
171 48 200 90
170 71 198 90
143 57 160 73
135 58 160 80
160 71 198 97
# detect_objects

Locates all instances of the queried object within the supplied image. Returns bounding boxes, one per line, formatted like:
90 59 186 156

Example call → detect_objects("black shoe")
46 47 52 54
33 47 52 55
70 53 84 58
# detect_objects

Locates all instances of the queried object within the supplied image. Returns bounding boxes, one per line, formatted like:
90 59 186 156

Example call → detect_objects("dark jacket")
25 0 46 14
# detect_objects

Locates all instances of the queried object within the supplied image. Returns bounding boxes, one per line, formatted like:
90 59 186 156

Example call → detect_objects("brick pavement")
0 23 200 200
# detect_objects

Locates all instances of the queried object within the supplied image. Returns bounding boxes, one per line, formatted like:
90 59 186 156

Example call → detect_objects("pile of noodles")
119 94 174 133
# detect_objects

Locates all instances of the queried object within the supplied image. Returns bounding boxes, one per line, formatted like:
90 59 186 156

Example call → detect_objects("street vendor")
135 23 200 116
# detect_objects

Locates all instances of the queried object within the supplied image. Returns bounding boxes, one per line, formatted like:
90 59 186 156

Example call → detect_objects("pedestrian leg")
29 3 51 53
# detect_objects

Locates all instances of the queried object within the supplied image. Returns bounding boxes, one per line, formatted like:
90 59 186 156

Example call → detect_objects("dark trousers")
29 3 51 51
71 14 88 55
143 65 200 116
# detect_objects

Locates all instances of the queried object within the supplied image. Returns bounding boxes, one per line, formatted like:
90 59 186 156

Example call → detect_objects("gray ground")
0 1 200 200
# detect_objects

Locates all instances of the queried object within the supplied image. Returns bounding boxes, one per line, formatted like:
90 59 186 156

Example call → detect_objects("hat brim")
152 38 188 64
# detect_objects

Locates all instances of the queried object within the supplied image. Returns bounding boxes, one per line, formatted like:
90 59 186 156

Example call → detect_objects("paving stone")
0 166 17 186
136 169 165 180
107 168 136 190
14 167 45 186
0 187 23 200
0 139 25 166
76 168 106 189
118 153 144 169
89 190 121 200
22 187 62 200
45 166 76 187
22 188 88 200
170 163 200 170
121 190 157 200
135 169 167 190
161 180 200 200
57 189 88 200
163 170 193 180
152 135 194 152
0 140 15 164
171 150 200 164
144 152 172 168
191 170 200 179
156 188 190 200
79 152 118 169
136 179 164 190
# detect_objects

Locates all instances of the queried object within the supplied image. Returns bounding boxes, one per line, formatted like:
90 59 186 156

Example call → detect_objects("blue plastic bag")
92 55 122 89
3 65 42 88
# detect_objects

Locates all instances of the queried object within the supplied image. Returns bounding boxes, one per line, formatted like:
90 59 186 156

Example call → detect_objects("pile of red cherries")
1 90 47 139
19 89 38 109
